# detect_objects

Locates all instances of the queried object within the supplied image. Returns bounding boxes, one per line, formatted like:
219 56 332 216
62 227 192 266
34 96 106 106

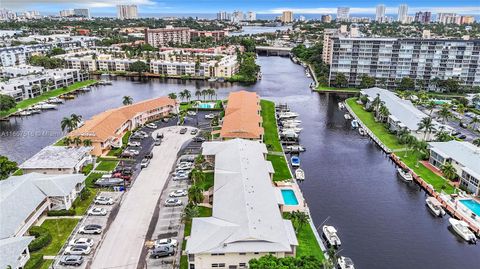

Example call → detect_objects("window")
239 263 246 268
239 253 246 256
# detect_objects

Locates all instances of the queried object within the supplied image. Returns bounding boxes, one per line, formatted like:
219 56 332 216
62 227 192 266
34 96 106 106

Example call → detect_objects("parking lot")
52 191 123 269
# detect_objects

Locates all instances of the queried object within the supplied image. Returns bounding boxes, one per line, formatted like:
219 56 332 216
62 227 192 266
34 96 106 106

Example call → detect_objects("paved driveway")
90 126 195 269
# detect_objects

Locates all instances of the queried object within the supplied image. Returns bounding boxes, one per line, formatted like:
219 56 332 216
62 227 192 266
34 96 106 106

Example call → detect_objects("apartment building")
186 139 298 269
117 5 138 19
328 37 480 90
428 141 480 196
337 7 350 21
281 11 293 23
145 26 191 48
0 65 44 78
190 30 227 41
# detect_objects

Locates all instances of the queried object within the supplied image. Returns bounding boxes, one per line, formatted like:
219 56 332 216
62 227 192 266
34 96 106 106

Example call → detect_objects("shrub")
82 163 93 175
47 209 75 216
28 226 52 252
24 253 44 269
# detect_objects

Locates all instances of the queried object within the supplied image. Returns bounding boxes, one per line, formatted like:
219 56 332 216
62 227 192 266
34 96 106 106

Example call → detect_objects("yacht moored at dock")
47 97 64 104
291 156 300 167
277 112 299 119
425 197 446 217
397 168 413 182
285 145 306 153
337 256 355 269
344 113 352 120
295 168 305 180
338 102 345 110
322 225 342 248
351 119 359 129
449 218 477 244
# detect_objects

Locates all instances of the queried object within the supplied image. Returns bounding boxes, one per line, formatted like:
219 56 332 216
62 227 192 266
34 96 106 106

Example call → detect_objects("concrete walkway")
91 126 194 269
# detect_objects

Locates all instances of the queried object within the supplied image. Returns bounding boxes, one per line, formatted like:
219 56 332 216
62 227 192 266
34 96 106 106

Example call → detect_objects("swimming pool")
281 189 299 206
460 199 480 216
198 102 216 109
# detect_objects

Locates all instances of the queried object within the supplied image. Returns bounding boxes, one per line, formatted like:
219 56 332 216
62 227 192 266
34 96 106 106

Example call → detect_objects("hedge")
47 209 75 216
28 226 52 252
24 253 44 269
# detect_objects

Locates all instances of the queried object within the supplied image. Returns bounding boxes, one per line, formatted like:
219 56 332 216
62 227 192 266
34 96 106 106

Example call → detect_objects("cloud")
265 6 480 15
2 0 156 10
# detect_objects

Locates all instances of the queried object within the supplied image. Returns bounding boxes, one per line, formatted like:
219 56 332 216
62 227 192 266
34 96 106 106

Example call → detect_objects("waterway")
1 57 479 268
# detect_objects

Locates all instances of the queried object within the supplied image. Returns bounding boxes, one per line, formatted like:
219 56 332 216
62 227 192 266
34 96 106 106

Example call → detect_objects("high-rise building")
144 26 191 47
246 11 256 21
59 9 74 17
328 36 480 90
414 11 432 24
231 11 243 23
337 7 350 21
117 5 138 20
437 13 460 24
0 8 17 21
73 9 90 18
321 14 332 23
299 15 306 22
375 4 386 22
460 16 475 24
281 11 293 23
397 4 408 23
216 11 228 21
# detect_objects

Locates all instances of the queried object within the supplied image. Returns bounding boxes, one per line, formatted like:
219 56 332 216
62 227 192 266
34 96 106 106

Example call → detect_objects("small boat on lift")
344 113 352 120
291 156 300 167
338 102 345 110
425 196 446 217
285 145 306 153
358 127 366 136
322 225 342 248
337 256 355 269
351 119 359 129
397 168 413 182
47 97 64 104
295 168 305 180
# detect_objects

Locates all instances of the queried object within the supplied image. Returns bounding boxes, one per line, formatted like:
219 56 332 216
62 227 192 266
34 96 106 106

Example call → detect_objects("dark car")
157 133 164 139
145 152 154 159
59 255 84 266
179 128 188 134
192 137 205 142
457 134 467 140
151 246 174 259
459 122 468 128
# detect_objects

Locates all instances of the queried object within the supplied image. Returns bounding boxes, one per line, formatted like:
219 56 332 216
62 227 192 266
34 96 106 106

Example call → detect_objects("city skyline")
2 0 479 16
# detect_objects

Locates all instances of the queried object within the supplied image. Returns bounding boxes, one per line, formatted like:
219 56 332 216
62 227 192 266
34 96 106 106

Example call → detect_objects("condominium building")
397 4 409 23
246 11 256 21
328 37 480 90
186 139 298 269
59 9 75 17
437 13 461 24
216 11 229 21
190 30 227 41
414 11 432 24
231 11 244 23
20 146 93 175
321 15 332 23
117 4 138 19
428 141 480 195
337 7 350 21
460 16 475 24
375 4 386 22
73 8 90 18
281 11 293 23
145 26 191 47
69 97 177 156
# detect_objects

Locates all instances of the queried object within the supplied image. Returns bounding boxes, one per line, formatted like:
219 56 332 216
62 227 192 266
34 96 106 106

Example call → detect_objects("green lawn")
296 223 324 260
316 85 359 93
260 100 283 152
33 219 79 256
39 259 53 269
397 150 455 194
95 160 119 171
183 206 212 238
85 172 103 188
180 255 188 269
346 98 404 150
267 154 292 181
0 80 97 118
72 188 99 215
197 172 214 191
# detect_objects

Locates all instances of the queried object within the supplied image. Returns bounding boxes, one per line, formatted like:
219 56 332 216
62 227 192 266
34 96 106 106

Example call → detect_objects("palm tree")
73 136 82 146
292 210 309 233
179 91 186 102
62 136 72 146
190 169 206 184
472 138 480 147
195 90 202 101
404 134 417 157
168 92 177 100
457 104 466 115
188 185 204 205
425 100 436 115
441 162 457 181
201 89 208 101
470 116 479 130
83 139 93 147
371 93 382 117
438 105 451 123
122 96 133 106
182 204 200 223
417 117 435 141
436 131 452 142
378 105 389 122
70 114 82 128
60 117 74 132
183 89 191 102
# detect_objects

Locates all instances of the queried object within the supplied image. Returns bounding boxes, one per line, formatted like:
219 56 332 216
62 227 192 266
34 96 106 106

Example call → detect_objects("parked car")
204 113 215 119
141 158 150 168
177 163 193 170
460 122 468 128
190 129 198 135
187 111 197 116
179 128 188 134
64 245 91 255
69 238 94 247
78 224 102 234
88 207 107 216
457 134 467 140
137 131 149 138
95 178 124 187
164 198 182 207
162 118 169 123
59 255 84 266
192 137 205 142
94 196 114 205
169 189 188 197
151 246 174 259
120 151 135 158
157 133 164 139
451 131 461 136
179 156 195 162
172 174 189 181
127 141 141 147
145 152 154 159
146 123 157 129
154 139 162 146
124 149 140 156
112 173 131 181
154 238 178 248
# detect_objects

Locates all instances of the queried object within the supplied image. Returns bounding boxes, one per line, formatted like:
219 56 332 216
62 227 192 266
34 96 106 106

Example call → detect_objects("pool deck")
438 194 480 236
275 182 306 212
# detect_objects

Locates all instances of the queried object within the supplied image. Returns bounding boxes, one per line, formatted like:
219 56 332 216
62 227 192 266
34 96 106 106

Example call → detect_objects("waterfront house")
219 91 264 140
185 139 298 269
360 87 440 140
20 146 93 174
69 96 177 156
0 173 85 268
428 141 480 196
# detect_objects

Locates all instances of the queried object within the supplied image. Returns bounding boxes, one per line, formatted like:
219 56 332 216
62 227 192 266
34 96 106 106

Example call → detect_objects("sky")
2 0 480 16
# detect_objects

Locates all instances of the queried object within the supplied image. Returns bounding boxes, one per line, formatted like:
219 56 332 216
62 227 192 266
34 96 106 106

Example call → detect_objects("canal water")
1 57 479 268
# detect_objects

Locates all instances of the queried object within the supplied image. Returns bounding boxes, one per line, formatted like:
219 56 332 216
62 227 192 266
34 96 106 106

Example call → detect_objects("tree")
201 89 208 101
290 210 309 233
83 139 93 147
438 105 451 123
129 60 149 75
371 93 382 117
378 105 390 122
360 75 376 89
190 169 205 184
168 92 177 100
179 91 186 102
334 73 348 88
249 255 323 269
425 100 436 115
0 94 16 112
183 89 191 102
122 95 133 106
72 136 82 146
417 117 435 141
436 131 453 142
442 78 461 93
473 138 480 147
0 155 18 180
188 184 204 205
398 77 415 91
70 114 82 128
195 90 202 101
62 137 72 146
457 104 466 115
60 117 74 132
441 162 457 181
182 204 200 223
470 116 479 130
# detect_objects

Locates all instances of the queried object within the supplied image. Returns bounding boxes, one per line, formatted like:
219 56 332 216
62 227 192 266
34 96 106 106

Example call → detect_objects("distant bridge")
255 46 292 57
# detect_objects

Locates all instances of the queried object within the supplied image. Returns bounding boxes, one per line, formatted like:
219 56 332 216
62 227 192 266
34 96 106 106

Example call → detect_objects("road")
90 126 195 269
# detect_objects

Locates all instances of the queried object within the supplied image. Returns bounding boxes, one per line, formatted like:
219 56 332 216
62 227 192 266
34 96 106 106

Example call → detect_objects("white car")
78 224 102 234
172 174 189 181
164 199 182 207
94 196 114 205
204 113 215 119
141 158 150 168
146 123 157 129
128 141 141 147
69 238 94 247
137 131 149 138
88 207 107 216
169 189 188 197
64 245 91 255
154 238 178 248
187 111 197 116
177 164 193 171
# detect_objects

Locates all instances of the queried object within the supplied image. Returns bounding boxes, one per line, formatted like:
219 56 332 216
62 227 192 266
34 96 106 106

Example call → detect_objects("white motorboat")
344 113 352 120
37 103 57 110
47 97 64 104
449 218 476 244
285 145 306 153
281 130 299 137
425 197 446 217
208 78 217 82
295 168 305 180
27 108 41 114
322 225 341 248
306 73 311 78
281 127 302 133
282 119 302 125
81 87 92 91
358 127 366 136
337 256 355 269
281 122 301 128
338 102 345 110
277 112 299 119
397 168 413 182
351 119 359 129
18 110 32 116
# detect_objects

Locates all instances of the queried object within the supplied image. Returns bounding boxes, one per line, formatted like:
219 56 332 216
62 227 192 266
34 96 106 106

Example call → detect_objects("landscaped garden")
316 85 359 93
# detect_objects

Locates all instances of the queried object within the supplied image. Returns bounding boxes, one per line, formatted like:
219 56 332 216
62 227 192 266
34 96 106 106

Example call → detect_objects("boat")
208 78 217 82
285 145 306 153
281 122 301 128
81 87 91 91
47 97 64 104
291 156 300 167
449 218 476 244
425 197 446 217
27 108 41 114
281 127 302 133
18 110 32 116
344 113 352 120
37 103 57 110
351 119 359 129
306 73 311 78
281 119 302 125
358 127 366 136
322 225 341 248
338 102 345 110
337 256 355 269
277 112 299 119
397 168 413 182
295 168 305 180
60 94 75 100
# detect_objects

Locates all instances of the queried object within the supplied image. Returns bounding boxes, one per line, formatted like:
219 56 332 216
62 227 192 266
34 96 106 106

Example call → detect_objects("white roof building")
0 236 34 269
186 139 297 268
20 146 92 174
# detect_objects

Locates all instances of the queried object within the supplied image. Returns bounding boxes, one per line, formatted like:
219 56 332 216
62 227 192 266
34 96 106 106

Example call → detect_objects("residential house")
20 146 93 174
